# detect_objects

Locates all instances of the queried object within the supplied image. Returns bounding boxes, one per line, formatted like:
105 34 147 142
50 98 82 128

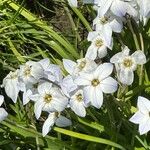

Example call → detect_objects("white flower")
45 64 63 83
97 0 137 18
0 95 8 122
70 89 87 117
110 46 146 85
60 75 78 97
130 96 150 135
19 61 44 84
42 112 72 136
39 58 63 83
2 70 20 103
67 0 78 7
30 82 68 119
85 31 113 60
63 58 97 76
93 11 123 33
74 63 118 108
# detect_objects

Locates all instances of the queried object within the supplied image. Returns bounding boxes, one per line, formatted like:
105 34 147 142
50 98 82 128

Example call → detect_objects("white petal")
0 108 8 122
139 119 150 135
29 94 41 102
34 100 44 119
5 80 19 103
129 111 145 124
68 0 77 7
137 96 150 113
94 63 113 80
39 58 50 70
111 0 128 17
98 0 113 16
63 59 76 75
101 24 112 47
60 75 78 96
97 46 107 58
110 52 123 63
119 69 134 85
87 31 98 41
38 82 52 95
52 96 68 112
91 86 103 108
42 113 56 137
100 77 118 93
31 63 44 79
85 44 98 60
83 86 93 105
132 51 146 65
23 89 32 105
70 101 86 117
109 19 123 33
55 115 72 127
74 73 92 86
0 95 4 106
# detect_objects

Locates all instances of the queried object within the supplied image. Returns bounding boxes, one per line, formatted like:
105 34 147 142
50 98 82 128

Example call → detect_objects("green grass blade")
54 127 126 150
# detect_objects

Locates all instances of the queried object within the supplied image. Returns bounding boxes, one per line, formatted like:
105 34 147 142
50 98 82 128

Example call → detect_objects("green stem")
127 19 140 50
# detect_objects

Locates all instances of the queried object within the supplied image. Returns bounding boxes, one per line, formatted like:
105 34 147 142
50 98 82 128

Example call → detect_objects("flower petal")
129 111 146 124
100 77 118 93
0 108 8 122
137 96 150 113
70 101 86 117
55 115 72 127
34 100 44 119
38 82 52 95
42 113 56 137
119 69 134 85
63 59 76 75
132 50 146 65
85 44 98 60
91 86 103 109
0 95 4 106
74 73 92 86
139 119 150 135
94 63 113 80
109 19 123 33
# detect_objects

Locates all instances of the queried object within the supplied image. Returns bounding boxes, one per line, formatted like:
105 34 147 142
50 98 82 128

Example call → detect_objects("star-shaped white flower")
2 70 20 103
30 82 68 119
19 61 44 84
74 63 118 108
130 96 150 135
63 58 97 76
0 95 8 122
42 112 72 136
110 46 146 85
85 31 113 60
70 89 87 117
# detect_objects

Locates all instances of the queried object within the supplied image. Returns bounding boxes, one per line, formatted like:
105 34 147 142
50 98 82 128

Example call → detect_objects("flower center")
78 61 86 70
95 39 103 48
44 94 52 103
123 58 133 68
76 93 83 102
24 66 31 77
100 17 109 25
91 79 100 87
10 73 17 79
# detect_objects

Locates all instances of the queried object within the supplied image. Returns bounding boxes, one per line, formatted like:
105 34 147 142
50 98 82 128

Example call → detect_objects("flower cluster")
0 0 149 137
